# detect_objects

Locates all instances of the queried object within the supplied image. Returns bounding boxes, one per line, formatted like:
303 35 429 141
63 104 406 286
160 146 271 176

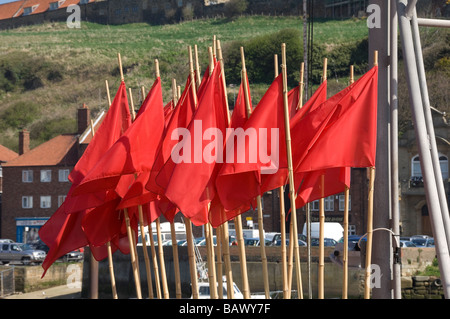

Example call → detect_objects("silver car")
0 243 46 265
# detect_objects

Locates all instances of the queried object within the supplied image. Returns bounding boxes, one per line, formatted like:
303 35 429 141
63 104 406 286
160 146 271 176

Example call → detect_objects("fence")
0 267 15 297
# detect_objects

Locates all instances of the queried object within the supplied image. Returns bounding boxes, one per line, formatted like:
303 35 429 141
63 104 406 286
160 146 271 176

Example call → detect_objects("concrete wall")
81 245 363 299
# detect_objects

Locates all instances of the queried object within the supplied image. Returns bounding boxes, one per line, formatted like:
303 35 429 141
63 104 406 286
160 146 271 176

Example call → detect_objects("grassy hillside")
0 15 369 151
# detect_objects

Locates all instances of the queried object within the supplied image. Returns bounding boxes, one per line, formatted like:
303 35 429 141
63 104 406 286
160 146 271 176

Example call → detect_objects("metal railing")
0 267 15 297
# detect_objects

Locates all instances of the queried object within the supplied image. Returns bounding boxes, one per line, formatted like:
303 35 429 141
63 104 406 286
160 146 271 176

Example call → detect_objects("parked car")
311 238 338 247
0 239 14 243
400 240 416 247
410 236 435 247
0 242 46 265
31 241 83 262
195 281 244 299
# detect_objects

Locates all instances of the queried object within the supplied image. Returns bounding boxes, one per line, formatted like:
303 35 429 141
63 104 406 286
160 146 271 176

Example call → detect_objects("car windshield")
19 244 33 250
411 238 427 246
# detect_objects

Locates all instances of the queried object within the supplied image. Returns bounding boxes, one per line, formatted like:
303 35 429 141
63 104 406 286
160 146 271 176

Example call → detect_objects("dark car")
31 241 84 262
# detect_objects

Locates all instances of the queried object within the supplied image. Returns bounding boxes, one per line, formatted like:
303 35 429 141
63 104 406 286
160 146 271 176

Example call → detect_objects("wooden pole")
185 217 199 299
156 218 170 299
216 224 224 299
149 221 162 299
194 44 201 88
274 53 289 299
138 205 154 299
188 46 198 107
170 222 182 299
240 47 269 299
124 208 142 299
281 43 303 299
342 65 354 299
364 52 377 299
117 53 124 82
99 83 117 299
205 221 218 299
172 78 178 105
318 58 328 300
221 221 234 298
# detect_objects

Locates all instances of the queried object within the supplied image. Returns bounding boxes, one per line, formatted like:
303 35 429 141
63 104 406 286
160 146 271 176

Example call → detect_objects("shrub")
0 101 41 129
224 28 304 87
224 0 248 19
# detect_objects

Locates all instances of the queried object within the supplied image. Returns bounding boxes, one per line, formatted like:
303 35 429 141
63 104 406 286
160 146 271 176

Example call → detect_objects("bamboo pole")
221 221 234 298
281 43 303 299
240 46 269 299
288 63 306 297
149 221 162 299
216 224 224 299
170 222 182 299
172 78 178 105
188 46 198 107
342 66 354 299
194 44 201 88
124 208 142 299
274 54 289 299
155 218 169 299
128 87 153 299
101 81 118 299
318 58 328 300
185 217 198 299
138 205 154 299
364 52 377 299
205 221 218 299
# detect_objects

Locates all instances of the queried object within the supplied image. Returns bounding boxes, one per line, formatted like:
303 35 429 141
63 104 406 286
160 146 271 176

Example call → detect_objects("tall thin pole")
397 0 450 298
240 47 270 299
170 222 182 299
390 0 401 299
281 43 303 299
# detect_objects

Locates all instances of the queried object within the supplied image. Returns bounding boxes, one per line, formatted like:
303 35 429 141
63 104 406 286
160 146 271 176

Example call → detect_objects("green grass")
0 15 368 150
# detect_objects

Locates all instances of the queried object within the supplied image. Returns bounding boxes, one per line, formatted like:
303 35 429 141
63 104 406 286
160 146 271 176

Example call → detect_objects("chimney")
19 129 30 155
77 103 90 134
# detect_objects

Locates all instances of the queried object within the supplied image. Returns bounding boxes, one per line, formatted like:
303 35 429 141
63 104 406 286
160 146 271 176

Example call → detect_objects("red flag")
72 77 165 197
39 81 132 276
215 74 288 212
294 66 378 173
295 167 351 208
209 71 254 227
163 62 228 225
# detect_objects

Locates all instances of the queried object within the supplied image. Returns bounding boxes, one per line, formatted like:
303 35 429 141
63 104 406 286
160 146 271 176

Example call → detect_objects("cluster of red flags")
38 56 378 275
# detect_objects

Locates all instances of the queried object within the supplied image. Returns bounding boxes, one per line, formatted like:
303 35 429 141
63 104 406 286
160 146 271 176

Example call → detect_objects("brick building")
0 106 92 242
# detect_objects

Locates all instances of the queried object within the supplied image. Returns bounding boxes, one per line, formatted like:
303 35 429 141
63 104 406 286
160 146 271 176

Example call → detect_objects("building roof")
0 0 26 20
3 134 78 167
0 144 19 163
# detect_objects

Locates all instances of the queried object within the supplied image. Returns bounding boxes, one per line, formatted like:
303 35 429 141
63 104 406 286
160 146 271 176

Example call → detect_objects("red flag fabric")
215 74 288 212
72 77 165 197
39 81 132 276
209 71 254 227
295 167 351 208
163 62 228 225
293 66 378 173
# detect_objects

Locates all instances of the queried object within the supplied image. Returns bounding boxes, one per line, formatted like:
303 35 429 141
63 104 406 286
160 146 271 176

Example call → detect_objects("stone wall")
401 275 444 299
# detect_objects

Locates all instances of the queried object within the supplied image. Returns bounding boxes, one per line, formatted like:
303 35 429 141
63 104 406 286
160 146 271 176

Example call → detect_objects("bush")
224 0 248 19
0 101 41 129
224 28 305 87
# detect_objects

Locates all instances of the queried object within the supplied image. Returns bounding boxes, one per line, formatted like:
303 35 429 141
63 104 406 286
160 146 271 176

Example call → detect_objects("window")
40 170 51 182
23 7 32 15
22 196 33 209
0 166 2 178
58 169 70 182
49 2 59 10
80 0 89 4
412 154 448 179
349 225 356 236
58 195 66 207
339 195 351 211
324 196 334 211
40 196 51 209
22 170 33 183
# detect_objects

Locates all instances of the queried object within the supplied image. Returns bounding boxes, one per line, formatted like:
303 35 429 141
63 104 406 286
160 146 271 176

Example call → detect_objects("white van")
302 222 344 242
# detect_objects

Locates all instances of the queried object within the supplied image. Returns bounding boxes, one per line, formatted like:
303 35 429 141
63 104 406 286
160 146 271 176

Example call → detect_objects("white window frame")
339 194 351 211
58 169 70 182
324 196 334 211
412 154 448 180
22 196 33 209
439 155 448 179
40 196 51 209
40 169 52 182
22 170 33 183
